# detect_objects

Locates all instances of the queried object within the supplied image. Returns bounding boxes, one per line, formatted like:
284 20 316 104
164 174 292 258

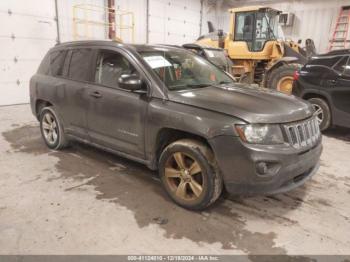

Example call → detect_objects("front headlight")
235 124 284 144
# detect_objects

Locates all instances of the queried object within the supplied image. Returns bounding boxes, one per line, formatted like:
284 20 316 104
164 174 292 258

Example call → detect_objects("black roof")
54 40 185 52
317 49 350 57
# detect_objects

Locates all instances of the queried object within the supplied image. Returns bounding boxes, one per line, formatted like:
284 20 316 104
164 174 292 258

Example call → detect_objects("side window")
37 53 51 75
50 50 66 76
310 56 341 67
333 56 348 74
235 12 254 50
95 50 137 88
345 57 350 77
68 49 93 81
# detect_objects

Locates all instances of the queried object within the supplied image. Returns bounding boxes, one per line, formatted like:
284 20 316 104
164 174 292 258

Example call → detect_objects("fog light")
256 162 268 175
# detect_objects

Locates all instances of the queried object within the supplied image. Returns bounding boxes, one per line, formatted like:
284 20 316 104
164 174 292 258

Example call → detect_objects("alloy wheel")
42 112 58 145
164 152 204 201
312 103 324 126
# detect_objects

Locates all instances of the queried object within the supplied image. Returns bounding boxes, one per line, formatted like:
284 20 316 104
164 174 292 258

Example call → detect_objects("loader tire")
267 63 301 94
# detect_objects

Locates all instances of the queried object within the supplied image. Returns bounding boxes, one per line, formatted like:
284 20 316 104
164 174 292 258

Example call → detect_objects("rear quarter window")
37 50 67 76
333 56 349 74
50 50 67 76
37 53 50 75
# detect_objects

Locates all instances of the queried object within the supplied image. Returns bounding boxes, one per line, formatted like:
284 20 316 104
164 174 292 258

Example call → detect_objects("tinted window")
68 49 93 81
310 56 341 67
95 50 136 88
345 58 350 77
139 49 233 91
204 49 228 67
333 56 348 74
37 53 50 75
38 50 66 76
50 50 67 76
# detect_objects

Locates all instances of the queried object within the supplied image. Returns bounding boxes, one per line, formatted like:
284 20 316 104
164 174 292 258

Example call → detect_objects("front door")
86 49 148 159
326 56 350 128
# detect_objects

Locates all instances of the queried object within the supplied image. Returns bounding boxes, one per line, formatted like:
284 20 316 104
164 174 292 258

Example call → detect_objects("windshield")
139 48 234 91
254 11 279 50
234 10 280 51
203 49 231 69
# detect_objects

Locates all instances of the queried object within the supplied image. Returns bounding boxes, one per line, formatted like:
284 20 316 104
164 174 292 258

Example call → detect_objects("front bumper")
209 136 322 195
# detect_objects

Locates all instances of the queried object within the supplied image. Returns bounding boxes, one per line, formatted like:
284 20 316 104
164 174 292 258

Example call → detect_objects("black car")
293 49 350 130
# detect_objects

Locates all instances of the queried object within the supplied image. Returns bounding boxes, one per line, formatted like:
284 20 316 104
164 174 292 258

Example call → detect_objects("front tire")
159 139 223 210
39 107 69 150
308 98 331 131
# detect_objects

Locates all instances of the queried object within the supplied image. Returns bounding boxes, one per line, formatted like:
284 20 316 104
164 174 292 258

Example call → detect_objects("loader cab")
232 7 281 52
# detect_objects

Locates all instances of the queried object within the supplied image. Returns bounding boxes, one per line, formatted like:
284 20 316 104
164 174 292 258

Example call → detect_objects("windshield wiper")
184 83 211 88
218 81 232 84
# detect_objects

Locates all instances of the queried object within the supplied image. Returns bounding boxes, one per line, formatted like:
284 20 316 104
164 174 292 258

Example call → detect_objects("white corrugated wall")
57 0 203 44
57 0 106 42
0 0 57 106
114 0 147 43
267 0 350 53
148 0 202 45
0 0 218 106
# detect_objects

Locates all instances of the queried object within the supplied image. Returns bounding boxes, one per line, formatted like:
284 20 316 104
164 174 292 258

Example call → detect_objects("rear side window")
333 56 348 74
37 53 50 75
50 50 67 76
345 58 350 77
37 50 66 76
68 49 93 82
309 56 341 67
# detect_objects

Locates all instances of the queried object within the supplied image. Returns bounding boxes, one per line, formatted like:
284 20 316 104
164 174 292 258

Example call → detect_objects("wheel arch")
151 127 213 170
35 99 53 120
302 92 329 101
302 92 333 126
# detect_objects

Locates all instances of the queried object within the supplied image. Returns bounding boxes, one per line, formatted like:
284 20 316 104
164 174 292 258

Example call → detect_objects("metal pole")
199 0 203 37
146 0 149 43
54 0 60 43
108 0 116 39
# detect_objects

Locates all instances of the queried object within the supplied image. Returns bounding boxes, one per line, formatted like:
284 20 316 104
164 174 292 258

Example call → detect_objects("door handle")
89 91 102 98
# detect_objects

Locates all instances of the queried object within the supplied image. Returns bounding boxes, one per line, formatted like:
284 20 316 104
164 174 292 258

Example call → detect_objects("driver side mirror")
118 74 146 93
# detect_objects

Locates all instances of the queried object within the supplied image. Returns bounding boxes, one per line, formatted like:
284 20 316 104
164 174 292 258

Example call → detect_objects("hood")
167 83 314 124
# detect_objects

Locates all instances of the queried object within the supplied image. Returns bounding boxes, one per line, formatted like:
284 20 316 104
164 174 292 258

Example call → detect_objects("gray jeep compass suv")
30 41 322 210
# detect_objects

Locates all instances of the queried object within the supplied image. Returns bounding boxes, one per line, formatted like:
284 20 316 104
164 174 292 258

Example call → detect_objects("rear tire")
39 106 69 150
158 139 223 210
267 63 301 94
308 98 331 131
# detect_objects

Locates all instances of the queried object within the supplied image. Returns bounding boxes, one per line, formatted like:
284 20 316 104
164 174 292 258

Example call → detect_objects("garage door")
148 0 201 45
0 1 57 106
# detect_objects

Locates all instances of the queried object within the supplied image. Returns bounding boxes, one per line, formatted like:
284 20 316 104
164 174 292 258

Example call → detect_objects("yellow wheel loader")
196 6 308 94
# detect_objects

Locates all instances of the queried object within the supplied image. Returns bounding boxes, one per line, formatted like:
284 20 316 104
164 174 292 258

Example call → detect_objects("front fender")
145 99 245 167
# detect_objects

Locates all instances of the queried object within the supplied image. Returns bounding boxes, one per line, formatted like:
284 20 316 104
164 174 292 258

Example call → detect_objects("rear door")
85 48 148 159
327 55 350 128
59 48 95 139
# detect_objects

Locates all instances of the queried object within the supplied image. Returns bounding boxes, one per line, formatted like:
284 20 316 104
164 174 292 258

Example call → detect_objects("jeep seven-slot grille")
283 117 320 149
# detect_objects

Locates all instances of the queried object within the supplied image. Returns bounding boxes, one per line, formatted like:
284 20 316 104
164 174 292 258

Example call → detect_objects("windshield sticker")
143 56 172 69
